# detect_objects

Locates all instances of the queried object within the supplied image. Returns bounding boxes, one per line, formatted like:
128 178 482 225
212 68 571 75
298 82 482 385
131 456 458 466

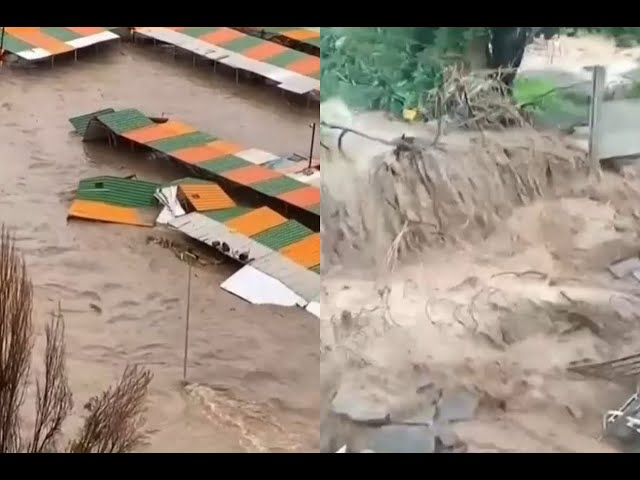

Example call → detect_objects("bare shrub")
0 225 33 452
67 366 153 453
0 225 153 453
27 309 73 453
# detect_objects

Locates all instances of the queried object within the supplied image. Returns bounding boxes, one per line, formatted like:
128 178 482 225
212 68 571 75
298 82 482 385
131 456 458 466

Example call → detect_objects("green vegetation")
321 27 640 117
512 77 588 128
320 27 487 115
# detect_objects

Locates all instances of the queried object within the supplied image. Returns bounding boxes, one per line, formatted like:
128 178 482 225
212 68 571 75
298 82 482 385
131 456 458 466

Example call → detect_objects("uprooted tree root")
321 67 599 271
424 65 531 131
0 225 153 453
322 126 591 271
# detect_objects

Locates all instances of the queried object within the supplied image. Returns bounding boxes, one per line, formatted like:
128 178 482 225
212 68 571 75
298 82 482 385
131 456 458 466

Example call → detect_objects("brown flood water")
0 44 320 452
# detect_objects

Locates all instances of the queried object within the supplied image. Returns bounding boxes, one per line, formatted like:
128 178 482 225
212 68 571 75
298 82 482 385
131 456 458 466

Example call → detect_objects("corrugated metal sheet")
69 108 115 136
252 176 306 196
251 220 313 250
148 132 217 152
121 121 196 143
134 27 320 95
178 183 235 211
2 27 119 61
199 155 252 174
173 27 320 79
75 176 160 208
96 109 154 134
224 206 287 237
236 27 321 48
170 212 272 261
250 252 319 302
168 212 319 302
234 148 280 165
306 297 320 318
279 233 320 269
172 141 243 165
68 199 154 227
220 265 306 307
70 108 320 219
204 206 253 222
289 170 321 187
222 164 282 185
278 185 321 208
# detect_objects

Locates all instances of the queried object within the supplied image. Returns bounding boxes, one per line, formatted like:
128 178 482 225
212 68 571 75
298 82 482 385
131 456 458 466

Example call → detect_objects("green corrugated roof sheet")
2 34 32 53
96 109 154 134
40 27 81 42
204 206 252 222
199 155 251 174
75 176 160 208
251 176 305 196
268 50 305 68
148 132 216 152
223 35 265 53
69 108 116 135
181 27 217 38
251 220 313 250
264 27 321 47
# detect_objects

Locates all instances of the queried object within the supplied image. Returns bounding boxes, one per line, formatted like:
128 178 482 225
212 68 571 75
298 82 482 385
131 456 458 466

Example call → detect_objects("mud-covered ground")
320 107 640 454
0 42 319 452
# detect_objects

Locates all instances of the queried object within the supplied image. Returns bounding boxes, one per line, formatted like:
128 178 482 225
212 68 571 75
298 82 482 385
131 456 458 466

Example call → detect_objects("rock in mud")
363 425 436 453
497 300 554 344
330 384 391 425
399 404 437 426
433 423 467 453
436 388 479 423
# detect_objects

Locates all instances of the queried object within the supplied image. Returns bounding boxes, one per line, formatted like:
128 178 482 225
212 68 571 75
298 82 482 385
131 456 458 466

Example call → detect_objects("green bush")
320 27 487 115
321 27 640 117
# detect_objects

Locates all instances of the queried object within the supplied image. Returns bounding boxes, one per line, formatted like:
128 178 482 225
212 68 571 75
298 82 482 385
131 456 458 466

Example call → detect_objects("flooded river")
0 43 319 452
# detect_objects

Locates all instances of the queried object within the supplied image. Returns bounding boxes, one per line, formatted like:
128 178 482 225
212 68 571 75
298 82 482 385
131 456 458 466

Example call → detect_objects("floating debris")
168 211 319 304
68 109 321 219
609 256 640 279
568 352 640 384
603 392 640 444
67 176 160 227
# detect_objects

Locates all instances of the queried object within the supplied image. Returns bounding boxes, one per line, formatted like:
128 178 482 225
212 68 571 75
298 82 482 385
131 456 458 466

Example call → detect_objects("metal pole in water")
308 122 316 169
182 258 193 381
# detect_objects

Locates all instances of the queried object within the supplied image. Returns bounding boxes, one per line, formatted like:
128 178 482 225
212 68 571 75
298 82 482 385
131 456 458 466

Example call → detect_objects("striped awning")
1 27 119 60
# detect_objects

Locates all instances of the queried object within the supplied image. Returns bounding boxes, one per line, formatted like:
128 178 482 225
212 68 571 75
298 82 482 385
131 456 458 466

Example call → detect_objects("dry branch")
0 225 33 452
28 307 73 453
67 365 153 453
425 65 530 130
0 224 153 453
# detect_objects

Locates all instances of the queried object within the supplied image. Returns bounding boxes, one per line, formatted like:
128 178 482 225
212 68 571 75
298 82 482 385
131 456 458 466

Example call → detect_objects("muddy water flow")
0 45 320 452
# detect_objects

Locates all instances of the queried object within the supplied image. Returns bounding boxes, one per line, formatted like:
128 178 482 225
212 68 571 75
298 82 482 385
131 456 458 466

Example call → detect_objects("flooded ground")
0 43 320 452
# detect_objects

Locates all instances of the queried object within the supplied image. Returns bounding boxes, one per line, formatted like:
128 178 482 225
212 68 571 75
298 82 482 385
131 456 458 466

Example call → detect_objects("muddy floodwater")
0 44 320 452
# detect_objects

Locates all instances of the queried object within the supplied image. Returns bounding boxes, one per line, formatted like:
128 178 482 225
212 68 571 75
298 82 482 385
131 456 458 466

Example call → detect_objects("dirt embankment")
320 100 640 453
